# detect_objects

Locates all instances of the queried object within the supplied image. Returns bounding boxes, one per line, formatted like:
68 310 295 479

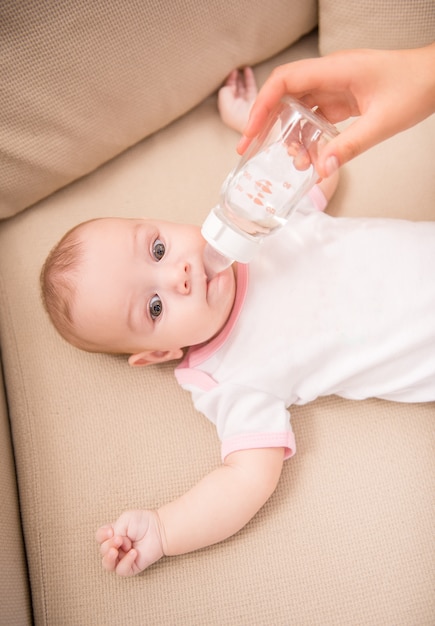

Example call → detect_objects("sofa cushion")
319 0 435 54
0 0 317 219
1 33 434 625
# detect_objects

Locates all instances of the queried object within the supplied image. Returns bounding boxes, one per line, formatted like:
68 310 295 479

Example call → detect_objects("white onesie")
176 190 435 461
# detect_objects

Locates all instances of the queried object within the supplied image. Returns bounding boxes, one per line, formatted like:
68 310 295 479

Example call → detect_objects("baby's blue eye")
149 295 163 320
152 239 165 261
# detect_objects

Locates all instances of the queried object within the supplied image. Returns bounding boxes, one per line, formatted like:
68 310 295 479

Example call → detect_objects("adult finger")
316 112 389 176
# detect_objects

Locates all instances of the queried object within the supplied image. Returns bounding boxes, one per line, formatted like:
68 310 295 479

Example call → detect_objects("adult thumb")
317 115 382 177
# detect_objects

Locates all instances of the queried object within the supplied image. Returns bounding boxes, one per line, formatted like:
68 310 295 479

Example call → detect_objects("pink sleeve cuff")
221 431 296 462
308 185 328 212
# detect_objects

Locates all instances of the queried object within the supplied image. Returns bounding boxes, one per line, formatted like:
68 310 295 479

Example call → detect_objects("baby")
40 69 435 576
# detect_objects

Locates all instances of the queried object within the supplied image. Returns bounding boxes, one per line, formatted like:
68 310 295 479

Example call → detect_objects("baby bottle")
202 96 339 278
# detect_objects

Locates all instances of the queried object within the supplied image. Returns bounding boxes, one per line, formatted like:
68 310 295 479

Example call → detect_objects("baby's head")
40 217 236 366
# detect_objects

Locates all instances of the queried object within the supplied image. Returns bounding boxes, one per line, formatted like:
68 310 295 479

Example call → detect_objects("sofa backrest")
318 0 435 54
2 0 433 219
0 0 317 219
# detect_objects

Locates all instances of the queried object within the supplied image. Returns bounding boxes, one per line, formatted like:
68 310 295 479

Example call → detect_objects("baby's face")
72 218 236 358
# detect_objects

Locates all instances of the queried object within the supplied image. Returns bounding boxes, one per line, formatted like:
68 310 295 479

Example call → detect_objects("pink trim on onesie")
222 431 296 461
308 185 328 212
176 265 295 462
176 263 249 376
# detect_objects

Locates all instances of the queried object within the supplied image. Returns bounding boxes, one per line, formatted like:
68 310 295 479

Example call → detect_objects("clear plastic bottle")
202 96 339 278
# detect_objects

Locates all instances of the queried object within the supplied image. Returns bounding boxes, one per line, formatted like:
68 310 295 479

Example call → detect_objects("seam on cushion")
0 265 47 624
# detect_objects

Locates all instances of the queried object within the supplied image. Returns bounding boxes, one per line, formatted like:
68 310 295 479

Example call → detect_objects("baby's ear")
128 349 183 367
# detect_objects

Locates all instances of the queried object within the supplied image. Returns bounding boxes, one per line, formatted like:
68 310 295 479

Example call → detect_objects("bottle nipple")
203 242 233 280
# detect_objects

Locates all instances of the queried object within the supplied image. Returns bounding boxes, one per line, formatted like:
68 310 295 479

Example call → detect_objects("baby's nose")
170 262 191 294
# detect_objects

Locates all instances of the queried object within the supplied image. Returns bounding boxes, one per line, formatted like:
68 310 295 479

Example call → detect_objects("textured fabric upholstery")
0 0 316 218
319 0 435 54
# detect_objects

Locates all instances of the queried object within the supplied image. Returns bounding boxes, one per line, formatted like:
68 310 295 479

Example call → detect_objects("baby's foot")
218 67 258 134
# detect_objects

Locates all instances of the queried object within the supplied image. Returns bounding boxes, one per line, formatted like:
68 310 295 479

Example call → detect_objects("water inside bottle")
222 142 315 237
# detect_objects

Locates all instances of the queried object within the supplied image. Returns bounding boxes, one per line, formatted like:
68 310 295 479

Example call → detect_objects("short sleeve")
190 382 296 461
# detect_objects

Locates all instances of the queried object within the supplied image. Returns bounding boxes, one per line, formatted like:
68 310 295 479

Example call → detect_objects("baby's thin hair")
40 219 100 352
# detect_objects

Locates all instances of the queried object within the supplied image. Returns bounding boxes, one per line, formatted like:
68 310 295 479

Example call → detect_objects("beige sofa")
1 1 434 624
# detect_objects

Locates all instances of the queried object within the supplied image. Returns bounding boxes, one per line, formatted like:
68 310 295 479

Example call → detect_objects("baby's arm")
96 447 284 576
218 67 258 134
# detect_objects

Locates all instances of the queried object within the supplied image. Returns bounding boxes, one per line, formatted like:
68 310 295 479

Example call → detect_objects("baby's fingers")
95 524 114 545
115 549 138 577
98 535 122 558
101 546 120 572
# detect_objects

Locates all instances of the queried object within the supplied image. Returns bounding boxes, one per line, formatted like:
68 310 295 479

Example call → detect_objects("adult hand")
238 44 435 178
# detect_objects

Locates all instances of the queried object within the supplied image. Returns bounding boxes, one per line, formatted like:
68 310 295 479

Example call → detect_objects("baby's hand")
218 67 258 134
96 509 165 576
